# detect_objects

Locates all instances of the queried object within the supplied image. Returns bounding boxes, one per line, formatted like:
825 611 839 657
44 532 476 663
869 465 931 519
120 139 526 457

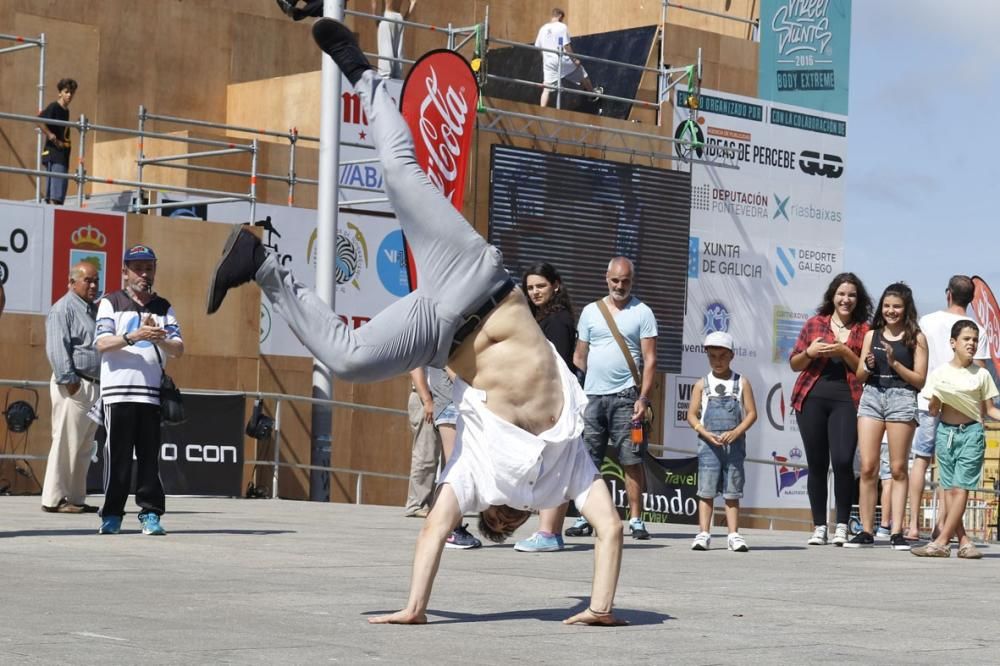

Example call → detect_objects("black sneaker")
206 223 266 314
445 523 482 549
889 533 911 551
843 531 875 548
312 18 374 86
564 517 593 537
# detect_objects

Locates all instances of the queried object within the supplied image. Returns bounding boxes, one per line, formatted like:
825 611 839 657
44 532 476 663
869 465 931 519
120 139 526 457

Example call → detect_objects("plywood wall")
2 0 762 508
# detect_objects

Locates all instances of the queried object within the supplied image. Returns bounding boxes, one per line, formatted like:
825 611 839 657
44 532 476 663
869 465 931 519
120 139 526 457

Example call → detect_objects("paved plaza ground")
1 495 998 664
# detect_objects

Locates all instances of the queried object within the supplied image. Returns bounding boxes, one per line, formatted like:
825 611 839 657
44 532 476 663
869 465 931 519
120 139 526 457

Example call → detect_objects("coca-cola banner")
400 49 478 210
399 50 479 289
972 276 1000 372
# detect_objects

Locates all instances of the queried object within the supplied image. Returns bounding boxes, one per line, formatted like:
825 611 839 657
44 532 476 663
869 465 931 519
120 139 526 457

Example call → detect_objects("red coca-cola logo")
401 50 478 211
972 276 1000 366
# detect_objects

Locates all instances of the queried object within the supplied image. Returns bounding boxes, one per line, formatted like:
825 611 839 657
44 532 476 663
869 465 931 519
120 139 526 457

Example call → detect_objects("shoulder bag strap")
595 298 641 388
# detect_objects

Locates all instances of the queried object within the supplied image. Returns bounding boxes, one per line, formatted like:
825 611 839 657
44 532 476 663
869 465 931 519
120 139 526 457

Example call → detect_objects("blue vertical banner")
758 0 852 115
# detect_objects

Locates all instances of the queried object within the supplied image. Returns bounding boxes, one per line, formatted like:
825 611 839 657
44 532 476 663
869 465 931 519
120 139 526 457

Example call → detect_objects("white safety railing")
0 378 407 505
0 110 260 219
5 377 995 536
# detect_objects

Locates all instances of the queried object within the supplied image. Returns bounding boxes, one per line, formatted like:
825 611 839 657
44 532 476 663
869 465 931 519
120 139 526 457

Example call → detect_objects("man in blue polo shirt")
568 256 658 540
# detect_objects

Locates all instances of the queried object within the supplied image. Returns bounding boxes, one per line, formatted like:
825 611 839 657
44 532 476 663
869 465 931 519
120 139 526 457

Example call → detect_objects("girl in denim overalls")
686 332 758 552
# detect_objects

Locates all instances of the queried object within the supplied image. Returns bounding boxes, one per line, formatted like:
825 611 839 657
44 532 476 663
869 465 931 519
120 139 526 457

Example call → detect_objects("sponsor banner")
688 234 765 281
87 394 245 496
675 86 844 510
400 50 478 210
51 209 125 304
772 306 811 363
338 76 403 213
0 201 50 314
207 202 408 358
671 375 700 427
772 243 841 286
400 50 478 288
758 0 852 115
971 276 1000 374
569 454 699 525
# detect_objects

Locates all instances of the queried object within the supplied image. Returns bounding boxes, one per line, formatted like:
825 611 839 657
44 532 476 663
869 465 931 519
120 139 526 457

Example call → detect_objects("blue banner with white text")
758 0 851 115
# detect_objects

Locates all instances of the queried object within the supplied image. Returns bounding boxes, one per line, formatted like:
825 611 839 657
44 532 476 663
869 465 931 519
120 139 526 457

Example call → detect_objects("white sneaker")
807 525 828 545
691 531 711 551
831 523 849 546
727 533 749 552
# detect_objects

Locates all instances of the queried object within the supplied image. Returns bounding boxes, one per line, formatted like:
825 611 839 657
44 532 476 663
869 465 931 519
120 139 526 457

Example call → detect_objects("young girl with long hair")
848 283 927 550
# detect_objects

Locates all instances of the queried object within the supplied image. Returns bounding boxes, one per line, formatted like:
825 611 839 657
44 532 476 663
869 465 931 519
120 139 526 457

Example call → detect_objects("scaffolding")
0 4 756 215
0 31 45 202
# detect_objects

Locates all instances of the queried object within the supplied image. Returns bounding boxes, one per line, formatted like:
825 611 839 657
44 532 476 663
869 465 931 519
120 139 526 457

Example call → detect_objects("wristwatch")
123 332 134 346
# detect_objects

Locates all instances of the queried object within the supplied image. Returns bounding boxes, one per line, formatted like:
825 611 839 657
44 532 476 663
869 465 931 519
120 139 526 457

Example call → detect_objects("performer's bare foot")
368 609 428 625
563 608 628 626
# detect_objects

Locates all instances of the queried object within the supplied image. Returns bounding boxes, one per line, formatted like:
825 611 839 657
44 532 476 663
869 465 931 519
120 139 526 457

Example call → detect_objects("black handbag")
153 345 186 425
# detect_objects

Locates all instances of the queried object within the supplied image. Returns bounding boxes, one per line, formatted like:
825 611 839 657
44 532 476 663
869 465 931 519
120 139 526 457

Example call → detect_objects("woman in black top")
514 262 578 552
522 262 576 371
851 282 927 549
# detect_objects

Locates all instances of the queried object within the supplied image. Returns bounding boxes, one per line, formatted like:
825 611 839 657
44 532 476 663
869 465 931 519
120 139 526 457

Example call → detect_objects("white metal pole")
249 138 258 221
35 33 45 202
76 114 86 207
272 399 282 499
658 2 666 127
311 0 345 502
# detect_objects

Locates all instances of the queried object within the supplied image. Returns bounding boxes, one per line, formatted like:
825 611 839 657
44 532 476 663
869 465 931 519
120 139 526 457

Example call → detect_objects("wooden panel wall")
2 0 764 509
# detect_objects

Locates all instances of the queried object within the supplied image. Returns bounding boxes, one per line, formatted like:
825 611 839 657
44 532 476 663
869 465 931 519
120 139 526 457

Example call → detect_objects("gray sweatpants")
256 70 509 383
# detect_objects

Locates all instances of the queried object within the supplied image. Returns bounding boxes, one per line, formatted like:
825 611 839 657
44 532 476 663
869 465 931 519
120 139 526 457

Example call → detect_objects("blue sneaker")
875 525 891 539
139 513 166 536
98 515 122 535
629 518 650 540
564 517 593 537
445 523 481 549
513 531 565 552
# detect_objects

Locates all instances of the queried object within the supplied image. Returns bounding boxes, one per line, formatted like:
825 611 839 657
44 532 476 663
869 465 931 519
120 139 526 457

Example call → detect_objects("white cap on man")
704 331 734 350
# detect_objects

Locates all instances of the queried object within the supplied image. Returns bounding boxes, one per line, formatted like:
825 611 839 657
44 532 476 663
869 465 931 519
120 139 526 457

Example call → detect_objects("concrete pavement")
1 495 998 664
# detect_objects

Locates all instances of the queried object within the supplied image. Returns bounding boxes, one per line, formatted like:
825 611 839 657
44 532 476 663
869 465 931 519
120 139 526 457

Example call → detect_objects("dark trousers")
101 402 165 518
796 395 858 526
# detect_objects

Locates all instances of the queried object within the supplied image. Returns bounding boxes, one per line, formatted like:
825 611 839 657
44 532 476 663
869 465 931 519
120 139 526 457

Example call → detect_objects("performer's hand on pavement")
563 608 628 626
369 609 427 625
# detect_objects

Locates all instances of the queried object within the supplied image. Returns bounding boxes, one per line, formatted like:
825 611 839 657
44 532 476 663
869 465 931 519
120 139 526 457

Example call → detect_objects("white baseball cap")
704 331 734 350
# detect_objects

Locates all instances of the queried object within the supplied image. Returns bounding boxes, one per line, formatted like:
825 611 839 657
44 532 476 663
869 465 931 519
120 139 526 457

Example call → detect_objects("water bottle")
630 418 644 451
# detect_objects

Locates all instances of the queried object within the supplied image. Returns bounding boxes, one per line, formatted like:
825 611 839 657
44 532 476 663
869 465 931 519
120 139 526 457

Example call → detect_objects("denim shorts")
696 437 745 499
936 421 985 490
912 410 938 458
857 385 917 422
582 387 646 467
434 403 458 427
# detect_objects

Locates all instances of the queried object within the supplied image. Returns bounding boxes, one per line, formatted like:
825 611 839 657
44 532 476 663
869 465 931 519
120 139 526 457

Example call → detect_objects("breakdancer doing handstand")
207 17 624 626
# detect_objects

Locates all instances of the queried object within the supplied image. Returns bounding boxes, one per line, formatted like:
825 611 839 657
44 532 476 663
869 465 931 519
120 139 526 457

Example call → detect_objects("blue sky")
847 2 1000 315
